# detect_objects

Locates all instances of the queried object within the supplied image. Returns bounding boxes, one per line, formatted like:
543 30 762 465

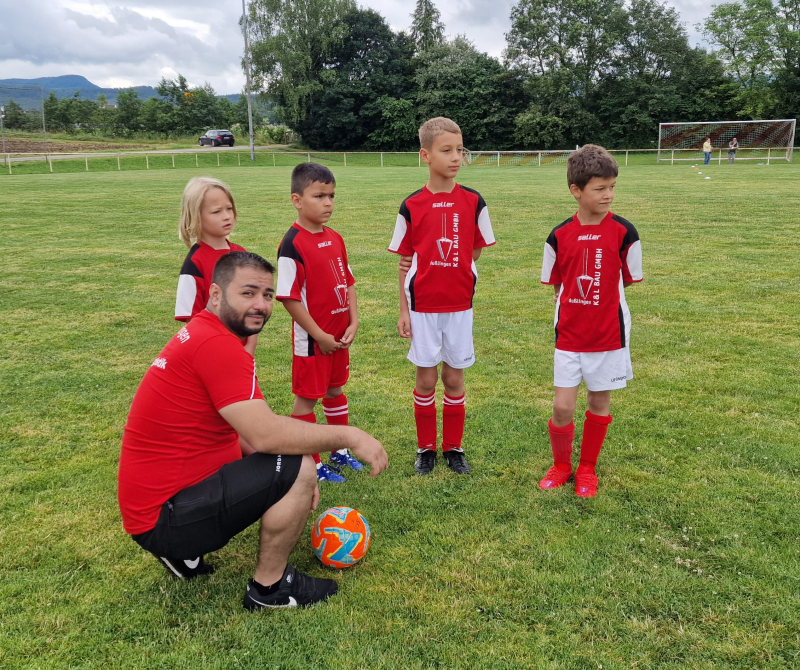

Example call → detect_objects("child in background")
539 144 643 497
276 163 364 483
389 117 496 475
174 177 257 355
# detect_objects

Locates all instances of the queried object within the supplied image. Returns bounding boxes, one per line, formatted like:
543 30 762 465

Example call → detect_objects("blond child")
174 177 257 356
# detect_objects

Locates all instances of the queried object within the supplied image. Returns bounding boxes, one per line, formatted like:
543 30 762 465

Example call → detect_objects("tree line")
2 76 273 139
246 0 800 150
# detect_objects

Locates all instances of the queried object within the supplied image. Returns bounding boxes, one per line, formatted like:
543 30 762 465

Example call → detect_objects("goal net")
658 120 796 163
0 84 48 156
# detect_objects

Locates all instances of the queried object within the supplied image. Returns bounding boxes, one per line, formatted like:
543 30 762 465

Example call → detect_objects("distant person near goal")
117 252 388 610
728 137 739 163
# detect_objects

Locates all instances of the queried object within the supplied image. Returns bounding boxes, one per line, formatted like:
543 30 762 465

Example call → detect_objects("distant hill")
0 75 240 110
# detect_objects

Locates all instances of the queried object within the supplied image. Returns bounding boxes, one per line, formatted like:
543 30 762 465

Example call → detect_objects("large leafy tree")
410 0 445 53
2 99 27 129
701 0 800 118
293 8 415 149
247 0 354 127
505 0 628 146
416 37 525 149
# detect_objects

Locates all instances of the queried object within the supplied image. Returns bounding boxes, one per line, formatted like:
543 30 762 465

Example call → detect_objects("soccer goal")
657 119 796 164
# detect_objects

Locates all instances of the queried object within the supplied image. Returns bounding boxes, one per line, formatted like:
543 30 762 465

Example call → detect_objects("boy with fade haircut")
277 163 364 483
539 144 643 498
389 117 496 476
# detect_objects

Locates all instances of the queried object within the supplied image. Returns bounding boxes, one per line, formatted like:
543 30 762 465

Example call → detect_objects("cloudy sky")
0 0 713 94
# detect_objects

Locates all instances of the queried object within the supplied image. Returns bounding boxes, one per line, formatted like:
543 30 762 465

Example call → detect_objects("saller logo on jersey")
577 234 602 241
432 202 454 208
318 240 332 248
151 357 167 369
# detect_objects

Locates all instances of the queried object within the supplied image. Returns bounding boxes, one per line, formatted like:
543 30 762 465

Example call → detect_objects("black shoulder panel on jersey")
277 226 305 265
459 185 487 226
612 214 640 248
546 217 573 252
399 188 424 222
179 244 203 277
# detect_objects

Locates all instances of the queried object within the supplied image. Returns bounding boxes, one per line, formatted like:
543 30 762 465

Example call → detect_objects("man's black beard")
219 295 269 338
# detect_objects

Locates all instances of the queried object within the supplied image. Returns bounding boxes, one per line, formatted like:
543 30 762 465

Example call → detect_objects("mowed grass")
0 160 798 669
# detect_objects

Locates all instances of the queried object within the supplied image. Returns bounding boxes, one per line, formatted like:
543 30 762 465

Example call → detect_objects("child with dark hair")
276 163 364 483
538 144 643 498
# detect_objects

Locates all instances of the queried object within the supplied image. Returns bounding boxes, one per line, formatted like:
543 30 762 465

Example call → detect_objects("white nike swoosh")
184 558 200 570
247 592 298 608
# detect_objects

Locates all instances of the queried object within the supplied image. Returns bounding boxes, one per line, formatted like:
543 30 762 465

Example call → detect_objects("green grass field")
1 160 798 669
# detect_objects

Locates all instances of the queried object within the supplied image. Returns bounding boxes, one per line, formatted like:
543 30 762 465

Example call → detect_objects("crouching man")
117 251 388 610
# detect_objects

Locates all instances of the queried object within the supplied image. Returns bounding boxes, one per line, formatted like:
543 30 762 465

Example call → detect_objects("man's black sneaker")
242 564 338 611
157 555 216 580
443 450 471 474
414 449 436 475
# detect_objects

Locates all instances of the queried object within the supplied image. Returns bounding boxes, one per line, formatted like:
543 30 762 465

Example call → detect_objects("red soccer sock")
322 395 349 455
577 411 613 476
442 392 466 452
548 418 575 473
322 395 349 426
292 412 320 465
413 390 437 451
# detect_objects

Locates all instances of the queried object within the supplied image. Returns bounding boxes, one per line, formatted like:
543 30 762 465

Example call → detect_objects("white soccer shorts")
554 347 633 391
408 309 475 369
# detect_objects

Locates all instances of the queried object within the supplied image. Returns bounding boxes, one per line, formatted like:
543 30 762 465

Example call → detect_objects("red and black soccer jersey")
541 211 643 352
388 184 496 313
175 240 247 321
118 309 263 535
276 223 356 357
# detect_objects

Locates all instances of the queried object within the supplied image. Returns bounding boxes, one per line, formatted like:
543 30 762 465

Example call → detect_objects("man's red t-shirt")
118 310 263 535
388 184 496 313
174 241 247 321
275 223 356 357
541 211 643 352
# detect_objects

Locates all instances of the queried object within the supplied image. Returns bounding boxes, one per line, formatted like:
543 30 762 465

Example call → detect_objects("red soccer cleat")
575 470 598 498
538 465 572 490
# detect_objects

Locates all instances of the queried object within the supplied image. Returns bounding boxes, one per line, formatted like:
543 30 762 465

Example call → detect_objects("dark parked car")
199 130 235 147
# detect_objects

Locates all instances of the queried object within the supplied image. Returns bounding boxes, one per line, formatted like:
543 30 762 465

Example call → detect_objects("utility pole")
0 106 5 154
241 0 256 162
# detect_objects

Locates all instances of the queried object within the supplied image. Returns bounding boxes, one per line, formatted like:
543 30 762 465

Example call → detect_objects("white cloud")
0 0 715 93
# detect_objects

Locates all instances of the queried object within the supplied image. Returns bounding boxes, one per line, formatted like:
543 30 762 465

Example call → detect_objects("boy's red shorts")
292 347 350 399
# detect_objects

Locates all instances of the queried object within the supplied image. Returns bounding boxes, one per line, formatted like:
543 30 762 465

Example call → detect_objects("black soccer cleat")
443 449 471 475
414 449 436 475
157 555 216 580
243 564 338 611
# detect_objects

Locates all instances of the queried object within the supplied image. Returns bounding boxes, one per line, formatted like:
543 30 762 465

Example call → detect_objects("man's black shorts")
131 453 303 559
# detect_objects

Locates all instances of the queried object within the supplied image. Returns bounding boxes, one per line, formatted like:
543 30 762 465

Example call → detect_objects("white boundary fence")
2 146 796 175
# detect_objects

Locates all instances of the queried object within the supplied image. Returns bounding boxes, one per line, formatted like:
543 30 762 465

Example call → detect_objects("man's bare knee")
298 454 317 486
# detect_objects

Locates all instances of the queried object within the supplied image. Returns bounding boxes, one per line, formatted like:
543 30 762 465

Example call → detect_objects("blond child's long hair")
178 177 237 248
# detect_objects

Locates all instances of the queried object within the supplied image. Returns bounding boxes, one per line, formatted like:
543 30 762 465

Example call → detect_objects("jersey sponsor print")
276 223 356 356
388 184 495 313
541 212 642 352
175 241 247 321
118 310 263 535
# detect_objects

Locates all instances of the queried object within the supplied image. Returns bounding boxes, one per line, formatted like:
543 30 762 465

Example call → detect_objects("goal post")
657 120 796 163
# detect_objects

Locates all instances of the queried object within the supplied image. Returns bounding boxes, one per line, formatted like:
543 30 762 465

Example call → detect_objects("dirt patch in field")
4 140 149 154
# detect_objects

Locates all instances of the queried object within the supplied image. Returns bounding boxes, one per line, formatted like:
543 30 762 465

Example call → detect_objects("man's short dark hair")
212 251 275 291
567 144 618 190
291 162 335 195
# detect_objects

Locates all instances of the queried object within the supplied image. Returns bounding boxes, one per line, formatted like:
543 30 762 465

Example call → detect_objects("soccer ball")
311 506 371 568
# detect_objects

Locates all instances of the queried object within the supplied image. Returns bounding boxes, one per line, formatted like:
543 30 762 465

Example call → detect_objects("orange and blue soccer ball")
311 506 371 568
